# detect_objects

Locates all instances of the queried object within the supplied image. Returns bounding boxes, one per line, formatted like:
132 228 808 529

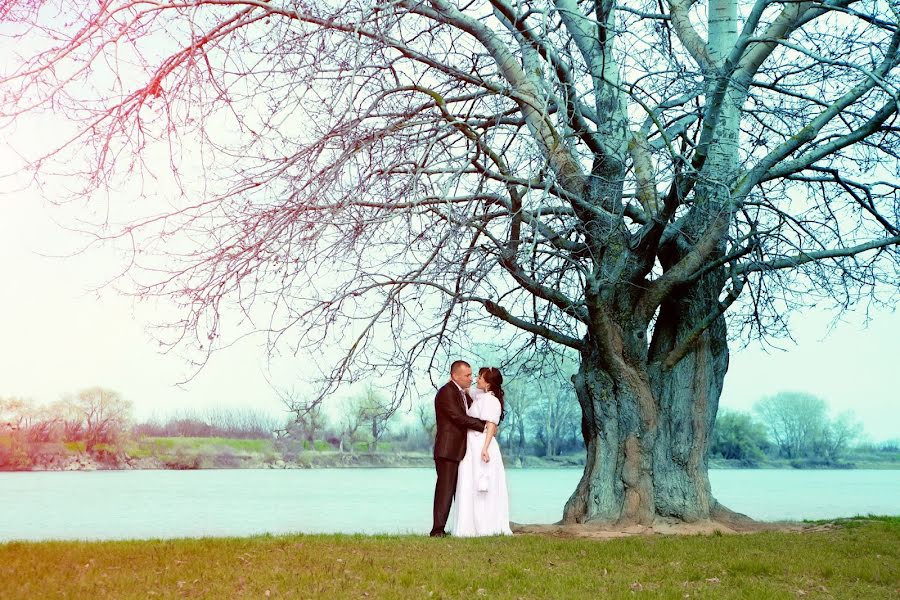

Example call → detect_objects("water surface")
0 468 896 541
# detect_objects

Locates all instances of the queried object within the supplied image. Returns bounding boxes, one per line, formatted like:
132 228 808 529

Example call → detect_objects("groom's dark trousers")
431 381 486 537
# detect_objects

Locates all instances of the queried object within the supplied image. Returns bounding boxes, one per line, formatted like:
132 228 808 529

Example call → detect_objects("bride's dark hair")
479 367 505 423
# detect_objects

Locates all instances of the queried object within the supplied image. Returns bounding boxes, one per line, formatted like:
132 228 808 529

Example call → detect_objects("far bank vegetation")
0 385 895 471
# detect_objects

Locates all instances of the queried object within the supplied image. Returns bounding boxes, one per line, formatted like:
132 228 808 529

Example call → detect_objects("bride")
452 366 513 537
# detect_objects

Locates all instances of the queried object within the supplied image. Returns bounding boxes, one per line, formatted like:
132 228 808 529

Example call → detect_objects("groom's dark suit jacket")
433 381 485 461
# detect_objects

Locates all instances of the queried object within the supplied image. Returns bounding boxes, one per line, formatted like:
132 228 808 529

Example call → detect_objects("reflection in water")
0 468 897 541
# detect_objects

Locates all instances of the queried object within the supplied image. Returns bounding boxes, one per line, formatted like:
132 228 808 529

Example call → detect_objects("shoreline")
4 436 898 472
6 451 899 472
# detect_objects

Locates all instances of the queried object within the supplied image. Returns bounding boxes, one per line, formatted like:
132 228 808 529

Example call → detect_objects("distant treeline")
710 391 894 466
132 408 280 440
0 389 280 469
277 381 584 460
2 386 894 470
0 378 585 468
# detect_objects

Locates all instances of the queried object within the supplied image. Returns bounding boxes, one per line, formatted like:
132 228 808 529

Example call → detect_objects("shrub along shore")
4 435 897 471
1 517 897 599
9 437 590 471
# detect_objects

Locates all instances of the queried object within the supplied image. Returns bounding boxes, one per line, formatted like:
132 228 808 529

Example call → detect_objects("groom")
430 360 488 537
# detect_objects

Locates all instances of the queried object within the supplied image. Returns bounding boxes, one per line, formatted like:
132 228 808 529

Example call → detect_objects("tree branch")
734 235 900 275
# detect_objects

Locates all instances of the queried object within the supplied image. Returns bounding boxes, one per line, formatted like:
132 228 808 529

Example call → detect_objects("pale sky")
1 192 897 440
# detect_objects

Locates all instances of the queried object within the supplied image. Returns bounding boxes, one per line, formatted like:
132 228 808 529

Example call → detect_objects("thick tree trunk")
557 0 746 519
647 270 730 521
562 272 734 525
562 346 658 525
561 0 746 522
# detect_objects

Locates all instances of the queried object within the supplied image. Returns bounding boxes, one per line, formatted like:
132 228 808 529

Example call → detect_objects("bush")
0 433 30 470
64 440 86 453
274 438 305 462
163 448 201 470
710 410 769 464
27 442 68 467
212 447 242 468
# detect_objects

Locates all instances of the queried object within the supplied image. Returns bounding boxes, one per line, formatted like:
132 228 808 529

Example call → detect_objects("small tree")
336 396 365 454
278 386 330 448
529 382 580 457
753 392 862 462
288 406 327 448
815 411 864 463
0 396 32 469
357 385 392 452
24 404 63 444
710 409 770 463
62 387 132 452
415 402 436 442
54 399 85 444
0 396 31 431
501 378 536 461
754 392 829 459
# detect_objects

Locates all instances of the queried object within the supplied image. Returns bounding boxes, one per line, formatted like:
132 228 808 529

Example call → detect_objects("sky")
0 191 897 440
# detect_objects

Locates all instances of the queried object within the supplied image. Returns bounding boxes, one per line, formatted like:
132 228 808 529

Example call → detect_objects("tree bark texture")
563 267 731 525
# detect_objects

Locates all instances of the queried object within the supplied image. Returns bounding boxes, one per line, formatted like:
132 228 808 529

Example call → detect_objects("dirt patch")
510 517 811 539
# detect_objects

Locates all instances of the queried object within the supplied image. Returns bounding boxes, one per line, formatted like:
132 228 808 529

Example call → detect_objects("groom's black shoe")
429 531 448 538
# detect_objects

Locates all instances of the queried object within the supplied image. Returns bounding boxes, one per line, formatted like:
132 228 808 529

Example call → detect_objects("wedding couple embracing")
430 360 513 538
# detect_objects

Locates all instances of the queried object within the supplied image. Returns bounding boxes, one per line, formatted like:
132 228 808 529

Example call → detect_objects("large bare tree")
2 1 898 525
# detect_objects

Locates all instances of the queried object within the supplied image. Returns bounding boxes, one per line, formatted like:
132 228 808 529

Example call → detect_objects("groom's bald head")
450 360 470 375
450 360 472 388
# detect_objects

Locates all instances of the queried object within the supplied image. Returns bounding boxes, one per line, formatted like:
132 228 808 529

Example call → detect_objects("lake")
1 468 897 542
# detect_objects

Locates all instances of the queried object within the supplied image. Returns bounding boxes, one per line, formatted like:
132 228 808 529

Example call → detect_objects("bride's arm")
480 421 497 463
468 387 487 400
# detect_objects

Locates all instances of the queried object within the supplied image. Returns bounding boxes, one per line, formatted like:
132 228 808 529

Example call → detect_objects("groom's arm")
438 387 486 431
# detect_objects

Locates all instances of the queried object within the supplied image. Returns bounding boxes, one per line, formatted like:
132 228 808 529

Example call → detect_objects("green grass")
308 439 332 451
121 437 277 468
351 440 394 452
1 517 897 599
63 440 87 453
133 437 274 453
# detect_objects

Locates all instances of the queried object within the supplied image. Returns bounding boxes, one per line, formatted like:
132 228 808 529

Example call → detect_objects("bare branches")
476 296 584 349
734 234 900 275
742 27 900 195
1 0 898 397
669 0 715 72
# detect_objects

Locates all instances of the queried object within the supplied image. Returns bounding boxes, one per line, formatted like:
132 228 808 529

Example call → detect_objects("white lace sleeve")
482 394 502 425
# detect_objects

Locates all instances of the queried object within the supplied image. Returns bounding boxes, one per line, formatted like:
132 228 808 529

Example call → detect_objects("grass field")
123 436 279 468
1 517 897 598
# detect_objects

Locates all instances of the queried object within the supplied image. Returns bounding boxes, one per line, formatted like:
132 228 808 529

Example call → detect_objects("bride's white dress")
451 388 513 537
